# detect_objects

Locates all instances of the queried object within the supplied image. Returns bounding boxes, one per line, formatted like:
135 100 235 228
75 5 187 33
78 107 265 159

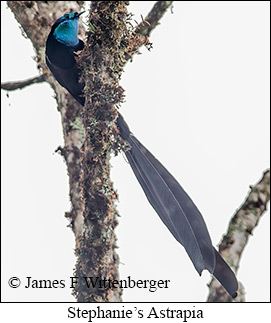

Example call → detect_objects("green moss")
70 116 85 142
88 118 98 128
88 22 97 33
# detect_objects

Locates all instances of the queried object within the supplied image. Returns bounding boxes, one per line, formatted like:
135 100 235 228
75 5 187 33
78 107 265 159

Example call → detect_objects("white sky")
1 1 270 305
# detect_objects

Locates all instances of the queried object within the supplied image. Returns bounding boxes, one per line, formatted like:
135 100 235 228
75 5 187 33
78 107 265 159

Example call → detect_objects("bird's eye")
64 13 69 19
74 12 78 17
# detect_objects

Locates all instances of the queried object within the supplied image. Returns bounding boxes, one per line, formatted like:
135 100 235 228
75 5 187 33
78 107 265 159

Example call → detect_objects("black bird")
46 12 238 298
46 12 85 105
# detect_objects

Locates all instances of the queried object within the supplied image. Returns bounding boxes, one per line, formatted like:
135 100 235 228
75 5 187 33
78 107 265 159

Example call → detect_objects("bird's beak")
77 11 85 17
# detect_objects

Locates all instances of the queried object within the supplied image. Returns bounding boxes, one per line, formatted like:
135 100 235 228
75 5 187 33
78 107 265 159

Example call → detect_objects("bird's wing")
46 55 85 105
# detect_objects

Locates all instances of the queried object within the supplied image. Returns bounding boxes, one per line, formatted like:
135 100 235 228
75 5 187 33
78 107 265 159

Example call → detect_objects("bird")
46 12 238 298
46 12 85 105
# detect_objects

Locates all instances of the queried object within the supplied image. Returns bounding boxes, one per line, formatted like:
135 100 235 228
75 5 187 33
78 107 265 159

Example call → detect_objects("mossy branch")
73 1 132 302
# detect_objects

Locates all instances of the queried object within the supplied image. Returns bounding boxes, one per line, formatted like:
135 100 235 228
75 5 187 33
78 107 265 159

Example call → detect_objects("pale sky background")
1 1 270 304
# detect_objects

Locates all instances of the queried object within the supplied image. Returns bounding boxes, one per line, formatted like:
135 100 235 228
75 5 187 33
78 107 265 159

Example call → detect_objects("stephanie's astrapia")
45 12 238 298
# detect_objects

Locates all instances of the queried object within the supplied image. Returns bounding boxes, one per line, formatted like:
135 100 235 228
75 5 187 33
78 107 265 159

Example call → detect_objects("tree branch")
1 74 46 91
6 0 87 294
124 1 173 62
207 169 270 302
135 1 174 37
73 1 131 302
6 1 86 241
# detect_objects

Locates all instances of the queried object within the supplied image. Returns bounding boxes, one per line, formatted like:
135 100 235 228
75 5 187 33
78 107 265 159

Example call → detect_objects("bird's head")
52 11 85 47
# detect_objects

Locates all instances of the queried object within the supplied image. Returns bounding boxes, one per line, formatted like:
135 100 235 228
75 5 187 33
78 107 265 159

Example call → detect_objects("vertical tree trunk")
6 1 86 243
5 0 171 302
73 1 132 302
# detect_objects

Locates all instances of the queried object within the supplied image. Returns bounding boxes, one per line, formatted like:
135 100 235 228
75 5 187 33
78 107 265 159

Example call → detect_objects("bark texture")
1 74 46 90
6 1 86 241
73 1 132 302
207 169 270 302
135 1 173 36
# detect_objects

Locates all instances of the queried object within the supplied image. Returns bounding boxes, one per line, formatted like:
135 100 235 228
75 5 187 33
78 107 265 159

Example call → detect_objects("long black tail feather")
117 114 238 298
212 248 238 298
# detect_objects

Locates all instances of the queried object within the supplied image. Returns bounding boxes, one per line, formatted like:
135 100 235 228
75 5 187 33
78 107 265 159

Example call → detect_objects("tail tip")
231 292 238 298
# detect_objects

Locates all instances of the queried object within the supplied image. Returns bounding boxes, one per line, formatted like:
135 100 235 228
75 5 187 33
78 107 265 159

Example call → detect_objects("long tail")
117 114 238 298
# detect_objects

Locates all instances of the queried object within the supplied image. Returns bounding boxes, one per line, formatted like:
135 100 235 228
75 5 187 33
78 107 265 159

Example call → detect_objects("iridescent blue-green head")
53 11 84 47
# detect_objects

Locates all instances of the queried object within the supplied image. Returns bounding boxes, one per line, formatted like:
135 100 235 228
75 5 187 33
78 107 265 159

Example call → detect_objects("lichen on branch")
74 1 136 302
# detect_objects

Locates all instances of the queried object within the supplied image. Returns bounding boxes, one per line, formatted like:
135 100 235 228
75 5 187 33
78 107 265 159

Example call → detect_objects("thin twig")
207 169 270 302
1 74 46 91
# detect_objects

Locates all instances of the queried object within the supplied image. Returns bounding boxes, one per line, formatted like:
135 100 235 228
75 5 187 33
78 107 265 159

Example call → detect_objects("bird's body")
46 12 85 104
46 12 238 298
